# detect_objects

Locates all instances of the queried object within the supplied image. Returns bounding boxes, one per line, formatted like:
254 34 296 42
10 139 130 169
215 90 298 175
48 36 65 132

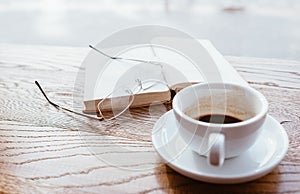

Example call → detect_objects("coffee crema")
197 114 243 124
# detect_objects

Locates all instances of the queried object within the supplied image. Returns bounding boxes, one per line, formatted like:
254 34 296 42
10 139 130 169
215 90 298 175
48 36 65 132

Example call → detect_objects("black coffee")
198 114 242 124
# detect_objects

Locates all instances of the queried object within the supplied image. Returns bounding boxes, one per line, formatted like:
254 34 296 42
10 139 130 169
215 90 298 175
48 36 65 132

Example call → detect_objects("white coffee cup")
172 83 268 166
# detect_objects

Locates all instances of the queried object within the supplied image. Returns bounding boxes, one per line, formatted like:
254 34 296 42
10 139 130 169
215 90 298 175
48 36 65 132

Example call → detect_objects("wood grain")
0 44 300 193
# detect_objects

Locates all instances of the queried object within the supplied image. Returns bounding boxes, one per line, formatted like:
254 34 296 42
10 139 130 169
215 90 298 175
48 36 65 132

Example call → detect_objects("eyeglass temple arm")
35 81 103 121
35 81 60 108
89 45 162 65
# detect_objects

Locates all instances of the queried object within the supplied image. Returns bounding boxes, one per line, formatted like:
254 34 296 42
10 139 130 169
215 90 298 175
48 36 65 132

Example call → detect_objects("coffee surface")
197 114 242 124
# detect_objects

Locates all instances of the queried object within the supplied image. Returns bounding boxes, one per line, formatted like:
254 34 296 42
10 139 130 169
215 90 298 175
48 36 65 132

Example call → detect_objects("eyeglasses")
35 45 171 121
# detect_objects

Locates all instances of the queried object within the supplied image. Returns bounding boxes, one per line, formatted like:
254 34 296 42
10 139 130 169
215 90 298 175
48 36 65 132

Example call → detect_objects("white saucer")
152 110 289 184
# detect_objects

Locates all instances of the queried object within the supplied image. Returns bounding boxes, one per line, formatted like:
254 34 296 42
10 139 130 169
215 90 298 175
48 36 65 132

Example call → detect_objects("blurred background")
0 0 299 60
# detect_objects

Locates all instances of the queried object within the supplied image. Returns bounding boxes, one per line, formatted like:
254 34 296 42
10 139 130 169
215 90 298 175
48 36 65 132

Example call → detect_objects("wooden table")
0 44 299 193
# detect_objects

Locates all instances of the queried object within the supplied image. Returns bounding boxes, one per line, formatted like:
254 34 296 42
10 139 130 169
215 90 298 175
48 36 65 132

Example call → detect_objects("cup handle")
208 133 225 167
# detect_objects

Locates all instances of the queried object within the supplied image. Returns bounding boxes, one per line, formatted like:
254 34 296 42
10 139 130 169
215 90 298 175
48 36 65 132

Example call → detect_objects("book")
83 40 248 114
